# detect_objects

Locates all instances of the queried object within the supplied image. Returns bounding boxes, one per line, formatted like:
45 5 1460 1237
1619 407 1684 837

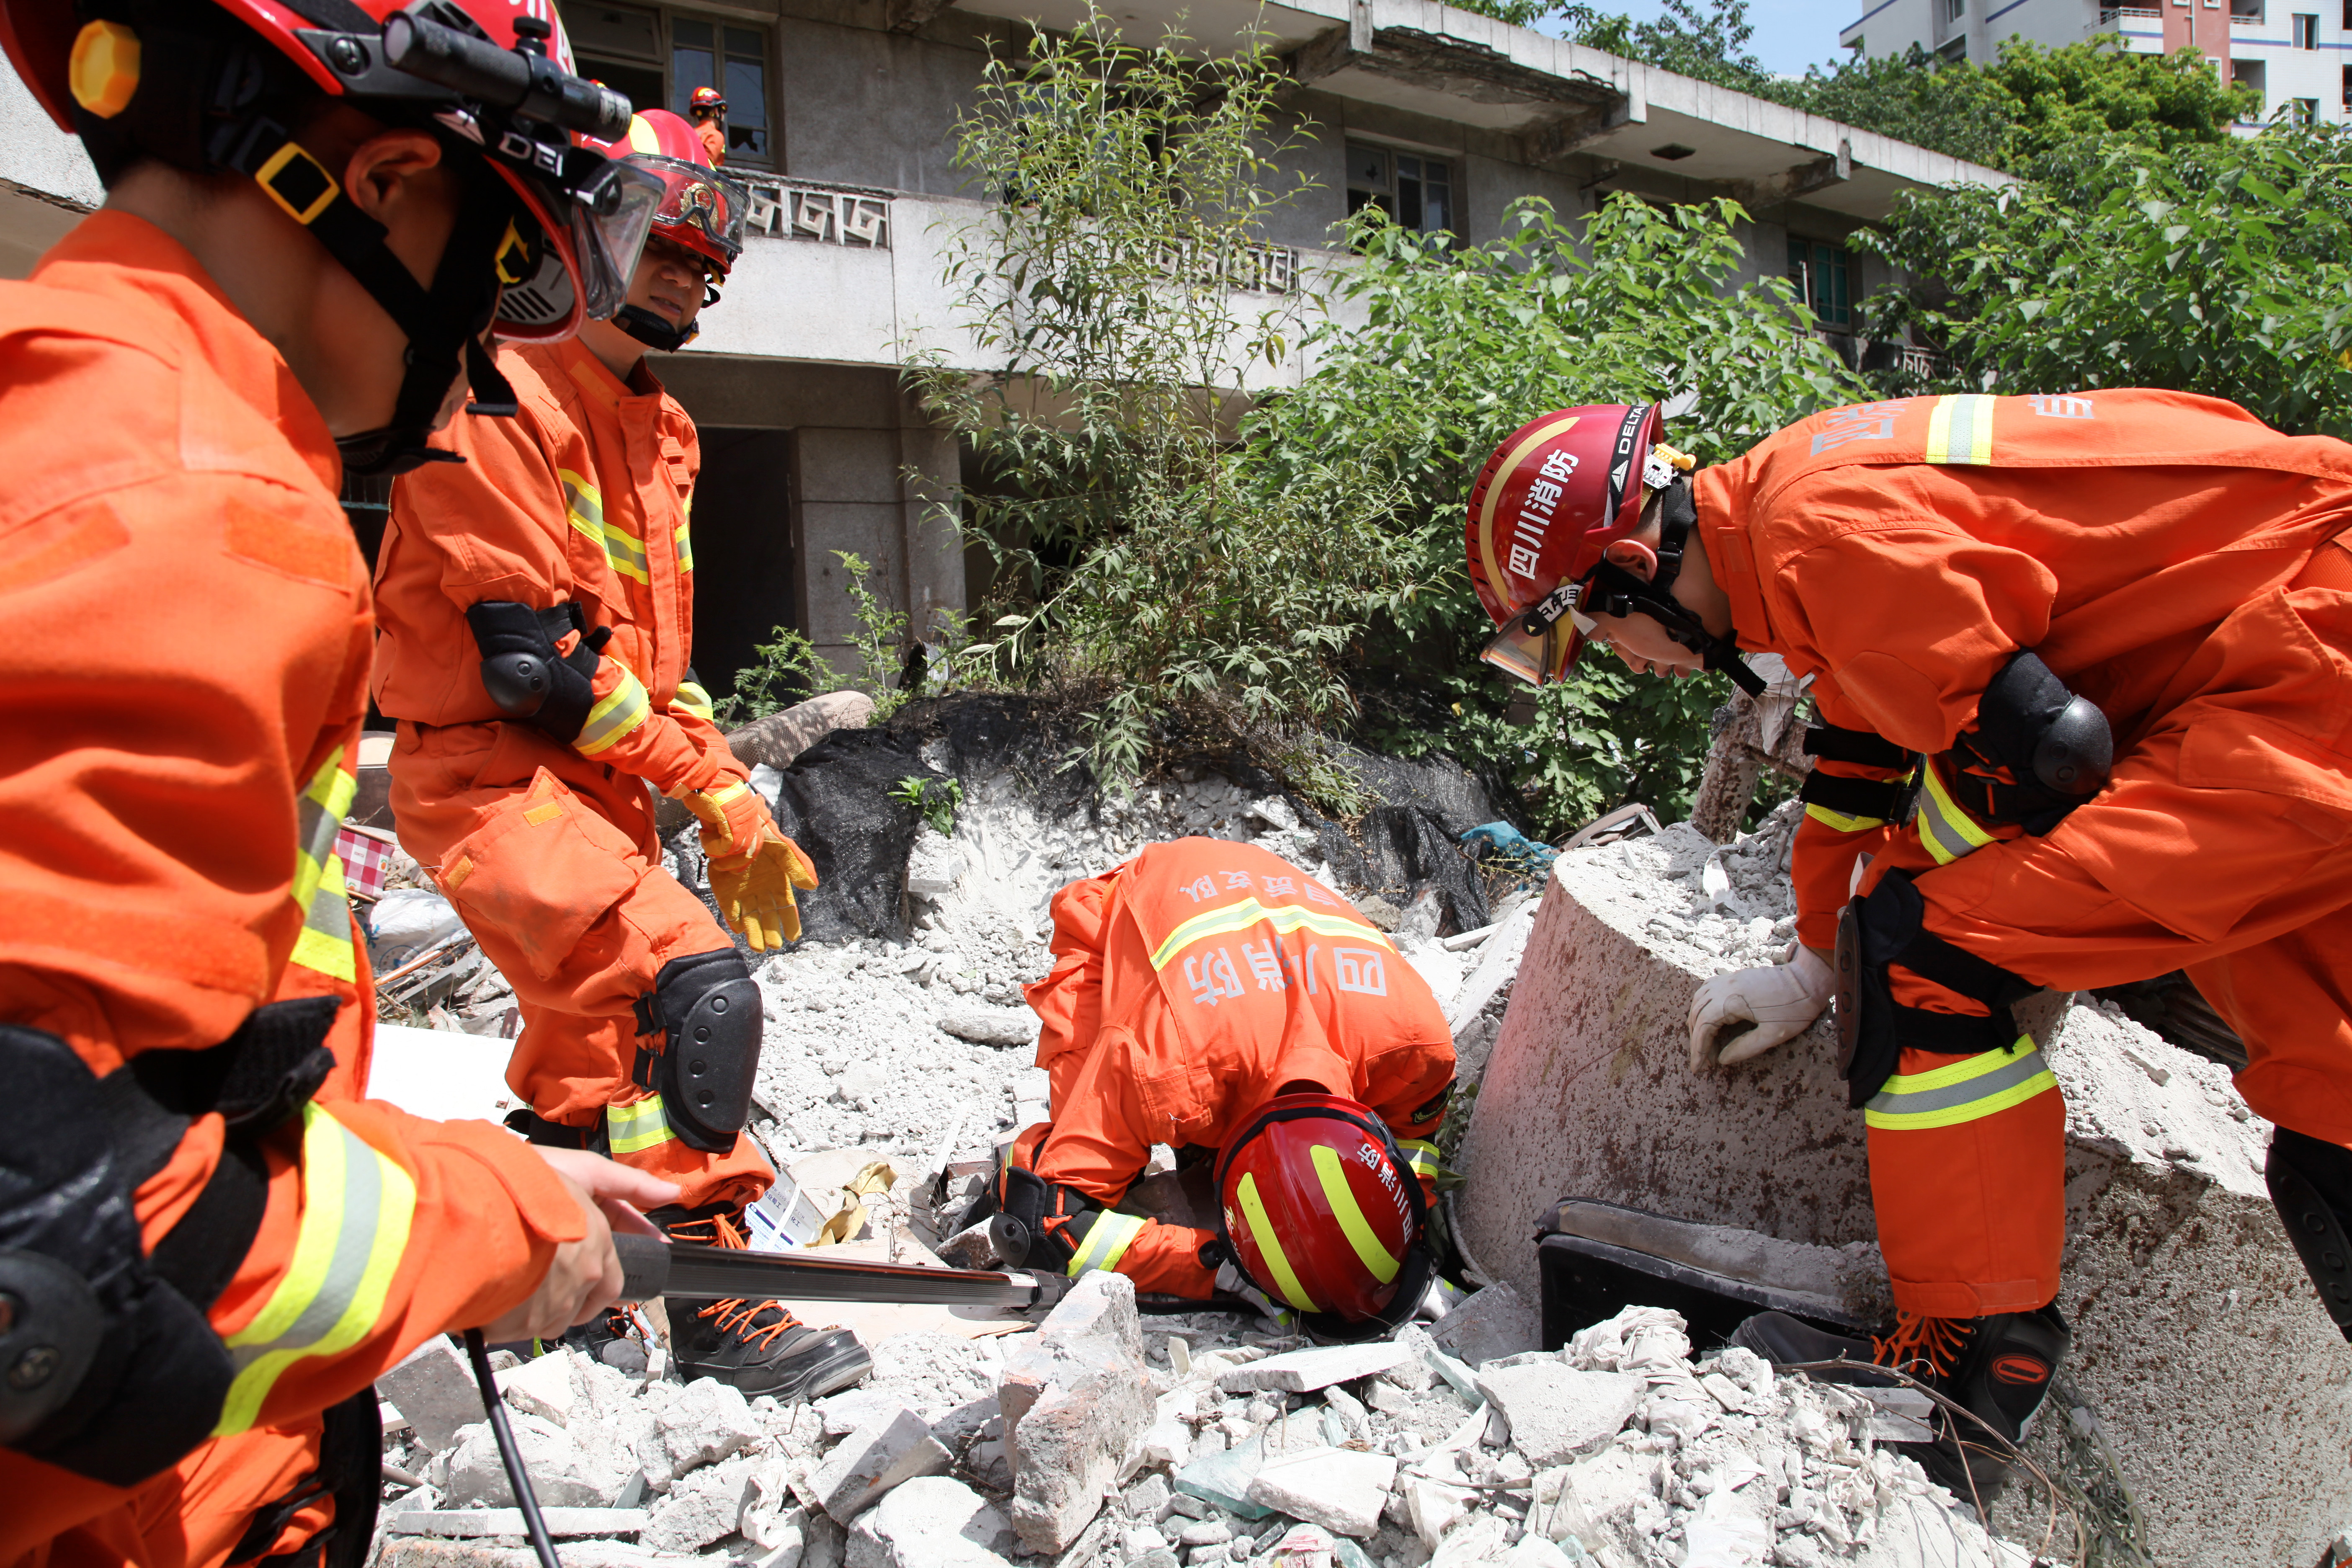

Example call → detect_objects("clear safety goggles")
568 158 668 322
632 153 750 264
491 155 666 337
1479 602 1594 687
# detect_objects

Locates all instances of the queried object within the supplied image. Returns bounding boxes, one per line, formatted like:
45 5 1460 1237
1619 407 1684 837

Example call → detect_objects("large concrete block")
1001 1274 1153 1554
1458 835 2352 1565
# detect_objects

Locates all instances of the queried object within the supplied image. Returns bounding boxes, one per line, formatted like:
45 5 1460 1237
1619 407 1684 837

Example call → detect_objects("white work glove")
1688 944 1836 1071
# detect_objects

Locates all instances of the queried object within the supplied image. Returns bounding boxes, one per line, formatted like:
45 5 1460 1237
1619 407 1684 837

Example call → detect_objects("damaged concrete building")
0 0 2004 688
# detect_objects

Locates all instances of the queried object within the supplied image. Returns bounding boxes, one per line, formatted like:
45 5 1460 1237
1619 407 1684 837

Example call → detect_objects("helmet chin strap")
612 278 720 354
1578 477 1767 696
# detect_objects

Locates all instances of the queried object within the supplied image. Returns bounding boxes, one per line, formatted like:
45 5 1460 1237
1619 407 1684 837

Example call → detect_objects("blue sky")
1533 0 1857 79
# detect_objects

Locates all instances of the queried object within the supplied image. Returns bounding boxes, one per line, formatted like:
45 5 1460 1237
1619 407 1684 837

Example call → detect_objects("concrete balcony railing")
2096 6 2162 23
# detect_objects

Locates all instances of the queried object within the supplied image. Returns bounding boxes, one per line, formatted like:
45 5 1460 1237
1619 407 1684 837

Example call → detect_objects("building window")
2234 57 2267 113
1788 238 1852 328
2294 95 2321 121
2342 61 2351 107
567 3 773 166
2342 0 2350 29
1936 35 1968 58
2295 11 2320 44
1345 144 1455 235
2231 0 2264 21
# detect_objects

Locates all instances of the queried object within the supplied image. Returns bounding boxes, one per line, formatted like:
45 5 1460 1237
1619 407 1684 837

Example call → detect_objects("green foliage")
1555 0 1772 95
714 627 838 726
833 551 914 719
1769 37 2249 170
1245 197 1865 833
892 774 963 835
1862 126 2352 438
912 7 1434 780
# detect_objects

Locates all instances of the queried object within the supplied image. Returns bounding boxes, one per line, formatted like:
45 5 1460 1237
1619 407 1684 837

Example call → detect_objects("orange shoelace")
1872 1310 1972 1380
667 1206 810 1351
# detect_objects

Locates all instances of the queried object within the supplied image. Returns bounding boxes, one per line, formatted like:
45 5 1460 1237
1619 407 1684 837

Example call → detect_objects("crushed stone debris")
373 761 2040 1567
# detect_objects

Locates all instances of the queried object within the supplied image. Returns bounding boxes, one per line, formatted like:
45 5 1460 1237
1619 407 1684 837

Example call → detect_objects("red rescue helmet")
0 0 665 473
1216 1093 1430 1327
583 109 746 278
1465 404 1697 684
689 83 726 117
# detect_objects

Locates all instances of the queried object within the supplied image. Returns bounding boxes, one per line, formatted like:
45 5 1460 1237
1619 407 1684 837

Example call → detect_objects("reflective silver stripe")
576 670 652 756
1864 1045 2059 1131
1066 1211 1147 1276
215 1105 416 1433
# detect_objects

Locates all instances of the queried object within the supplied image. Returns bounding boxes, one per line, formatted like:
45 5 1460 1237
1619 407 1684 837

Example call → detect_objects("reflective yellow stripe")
558 467 650 585
1805 803 1888 834
289 750 357 983
290 854 356 983
1396 1140 1446 1181
673 680 714 722
1066 1211 1147 1277
1235 1171 1317 1313
1310 1144 1400 1285
576 668 653 756
215 1104 415 1434
1864 1043 2057 1131
1924 394 1996 466
1916 763 1997 867
1148 899 1392 972
607 1096 678 1155
674 520 694 574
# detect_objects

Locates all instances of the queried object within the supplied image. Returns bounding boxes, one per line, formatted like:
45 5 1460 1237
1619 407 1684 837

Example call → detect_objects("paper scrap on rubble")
1701 855 1732 910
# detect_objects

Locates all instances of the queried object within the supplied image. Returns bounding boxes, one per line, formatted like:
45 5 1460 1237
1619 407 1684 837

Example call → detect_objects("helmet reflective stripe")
1235 1171 1318 1312
1471 411 1582 602
1310 1145 1399 1285
1065 1211 1147 1277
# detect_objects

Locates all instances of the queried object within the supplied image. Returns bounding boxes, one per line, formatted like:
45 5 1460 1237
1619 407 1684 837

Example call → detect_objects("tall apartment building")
0 0 2005 692
1841 0 2345 127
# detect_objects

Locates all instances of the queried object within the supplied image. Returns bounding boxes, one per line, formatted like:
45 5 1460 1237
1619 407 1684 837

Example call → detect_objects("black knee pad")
2268 1127 2352 1339
637 949 762 1155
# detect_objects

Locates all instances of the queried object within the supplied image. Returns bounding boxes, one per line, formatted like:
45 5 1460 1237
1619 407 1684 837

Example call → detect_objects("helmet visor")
1479 605 1591 687
632 153 750 266
569 158 667 322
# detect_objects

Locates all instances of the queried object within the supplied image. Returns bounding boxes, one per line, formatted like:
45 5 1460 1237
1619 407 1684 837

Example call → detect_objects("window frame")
2294 11 2320 46
1787 236 1855 331
566 2 778 170
1342 140 1459 239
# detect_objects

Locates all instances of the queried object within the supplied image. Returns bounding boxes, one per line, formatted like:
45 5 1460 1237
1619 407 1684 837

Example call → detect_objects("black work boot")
651 1202 874 1402
561 1306 649 1375
1733 1303 2070 1501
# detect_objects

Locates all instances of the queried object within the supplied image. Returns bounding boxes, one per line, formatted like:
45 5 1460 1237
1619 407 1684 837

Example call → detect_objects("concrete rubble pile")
365 738 2247 1565
374 1279 2030 1568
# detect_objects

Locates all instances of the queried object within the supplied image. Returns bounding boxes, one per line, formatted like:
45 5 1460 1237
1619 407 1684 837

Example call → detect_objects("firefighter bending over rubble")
0 1 682 1560
373 108 869 1404
971 838 1461 1338
1466 391 2352 1495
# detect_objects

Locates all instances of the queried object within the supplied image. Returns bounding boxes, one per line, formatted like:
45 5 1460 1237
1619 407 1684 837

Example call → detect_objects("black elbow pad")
1951 650 2113 833
465 601 609 743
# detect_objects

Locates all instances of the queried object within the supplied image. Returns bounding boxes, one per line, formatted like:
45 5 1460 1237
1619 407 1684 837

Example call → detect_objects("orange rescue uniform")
0 214 584 1564
374 336 769 1211
1693 388 2352 1319
1022 839 1458 1298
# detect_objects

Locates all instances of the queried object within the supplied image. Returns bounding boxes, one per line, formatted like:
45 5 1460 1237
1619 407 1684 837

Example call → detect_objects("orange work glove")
678 781 820 952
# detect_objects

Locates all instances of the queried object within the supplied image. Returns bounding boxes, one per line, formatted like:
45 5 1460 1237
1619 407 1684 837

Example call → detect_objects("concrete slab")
1458 839 2352 1565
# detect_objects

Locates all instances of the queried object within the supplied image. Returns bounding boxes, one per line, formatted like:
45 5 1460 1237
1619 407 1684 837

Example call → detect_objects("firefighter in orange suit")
0 3 683 1564
990 838 1458 1331
688 85 728 167
373 110 868 1403
1466 390 2352 1494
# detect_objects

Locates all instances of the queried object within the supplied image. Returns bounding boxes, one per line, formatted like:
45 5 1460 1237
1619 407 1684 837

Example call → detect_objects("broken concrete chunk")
1403 1477 1476 1551
1002 1274 1153 1555
379 1336 483 1456
936 1006 1036 1049
384 1508 650 1539
1426 1283 1542 1368
812 1405 952 1525
845 1475 1016 1568
441 1413 607 1509
818 1388 911 1438
1215 1340 1410 1395
644 1454 758 1553
499 1351 579 1428
661 1377 765 1475
1122 1473 1171 1521
1243 1446 1398 1539
1472 1365 1643 1468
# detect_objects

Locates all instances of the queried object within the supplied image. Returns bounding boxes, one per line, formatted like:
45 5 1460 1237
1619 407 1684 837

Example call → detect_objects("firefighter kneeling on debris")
1466 391 2352 1495
971 838 1461 1338
372 108 868 1402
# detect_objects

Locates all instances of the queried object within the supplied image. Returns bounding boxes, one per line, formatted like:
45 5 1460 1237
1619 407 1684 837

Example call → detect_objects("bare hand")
481 1150 676 1343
